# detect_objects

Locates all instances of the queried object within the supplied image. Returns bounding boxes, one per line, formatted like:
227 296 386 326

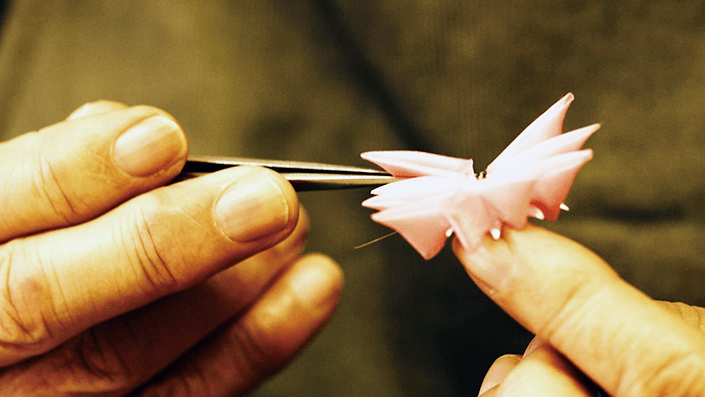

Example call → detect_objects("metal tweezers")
179 156 401 191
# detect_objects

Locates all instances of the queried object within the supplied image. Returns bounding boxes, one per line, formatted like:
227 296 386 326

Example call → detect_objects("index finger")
453 225 705 396
0 104 187 242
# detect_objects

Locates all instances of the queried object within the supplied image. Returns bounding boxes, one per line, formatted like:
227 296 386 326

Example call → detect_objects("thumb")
453 225 705 396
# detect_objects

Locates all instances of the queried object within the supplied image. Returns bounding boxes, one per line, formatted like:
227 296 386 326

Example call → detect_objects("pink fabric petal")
361 150 475 177
371 197 453 259
362 190 452 211
487 124 598 172
369 175 472 199
529 150 593 221
442 192 494 251
361 94 594 259
473 174 538 229
488 93 573 170
363 176 468 211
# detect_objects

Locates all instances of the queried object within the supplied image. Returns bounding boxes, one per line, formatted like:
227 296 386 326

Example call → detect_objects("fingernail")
113 115 187 177
214 172 291 242
462 239 514 292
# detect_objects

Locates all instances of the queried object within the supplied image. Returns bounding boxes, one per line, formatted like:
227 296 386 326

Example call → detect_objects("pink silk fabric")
362 93 597 259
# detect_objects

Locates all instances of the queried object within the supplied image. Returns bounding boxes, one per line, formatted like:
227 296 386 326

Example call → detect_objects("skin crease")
0 101 343 396
454 226 705 397
10 100 705 397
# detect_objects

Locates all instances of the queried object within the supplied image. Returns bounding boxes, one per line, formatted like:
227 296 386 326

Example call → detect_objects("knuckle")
116 206 180 295
0 240 63 355
61 326 140 392
30 147 86 225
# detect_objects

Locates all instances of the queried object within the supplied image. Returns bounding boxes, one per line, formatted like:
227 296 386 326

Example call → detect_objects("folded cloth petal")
362 93 596 259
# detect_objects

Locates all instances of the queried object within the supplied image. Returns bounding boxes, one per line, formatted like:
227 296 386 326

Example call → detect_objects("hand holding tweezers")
178 156 401 191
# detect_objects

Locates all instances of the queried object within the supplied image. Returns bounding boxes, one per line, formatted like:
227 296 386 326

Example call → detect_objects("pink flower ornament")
361 93 597 259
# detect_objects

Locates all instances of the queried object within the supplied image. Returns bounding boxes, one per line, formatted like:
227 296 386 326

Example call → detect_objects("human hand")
454 225 705 396
0 101 343 396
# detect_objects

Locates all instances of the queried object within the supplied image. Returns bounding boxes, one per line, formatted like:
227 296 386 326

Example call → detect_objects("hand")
0 101 343 396
454 225 705 396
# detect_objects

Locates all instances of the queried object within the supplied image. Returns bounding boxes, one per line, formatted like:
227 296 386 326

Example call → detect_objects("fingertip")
453 225 609 295
452 233 514 294
505 225 619 280
496 345 597 397
297 205 310 233
64 103 190 182
66 100 129 120
112 113 188 177
213 167 299 244
289 254 344 313
219 253 343 388
479 354 522 395
268 168 300 229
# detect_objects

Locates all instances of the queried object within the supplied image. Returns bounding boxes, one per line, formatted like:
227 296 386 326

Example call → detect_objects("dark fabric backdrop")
1 1 704 395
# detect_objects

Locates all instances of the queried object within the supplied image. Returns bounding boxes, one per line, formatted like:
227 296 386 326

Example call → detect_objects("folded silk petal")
487 124 598 171
364 175 471 206
361 93 596 259
371 195 453 259
361 151 475 177
442 191 494 251
529 151 594 221
473 172 538 229
488 93 573 169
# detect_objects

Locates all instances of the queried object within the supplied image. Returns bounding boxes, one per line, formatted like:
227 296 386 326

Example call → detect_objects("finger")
0 210 309 395
478 337 546 396
0 104 188 242
523 336 546 356
0 165 299 366
479 354 521 395
657 301 705 332
489 343 595 397
66 100 129 120
136 253 343 396
454 226 705 396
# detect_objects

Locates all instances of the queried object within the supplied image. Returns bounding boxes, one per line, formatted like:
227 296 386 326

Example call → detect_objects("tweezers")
178 156 401 191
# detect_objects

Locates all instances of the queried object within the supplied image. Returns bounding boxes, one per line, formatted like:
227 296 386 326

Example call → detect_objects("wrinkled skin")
456 226 705 396
0 101 343 396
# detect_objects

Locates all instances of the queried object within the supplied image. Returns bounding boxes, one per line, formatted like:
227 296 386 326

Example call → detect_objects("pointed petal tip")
531 207 545 220
360 151 377 160
361 196 382 209
569 123 600 135
556 93 575 108
583 148 594 161
554 92 574 109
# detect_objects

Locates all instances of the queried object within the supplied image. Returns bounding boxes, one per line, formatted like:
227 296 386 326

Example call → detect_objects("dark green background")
1 1 704 395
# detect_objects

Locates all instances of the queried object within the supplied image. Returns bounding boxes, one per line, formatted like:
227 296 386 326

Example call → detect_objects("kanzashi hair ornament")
361 94 597 259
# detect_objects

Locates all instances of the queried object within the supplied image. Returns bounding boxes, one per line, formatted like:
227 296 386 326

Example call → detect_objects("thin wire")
354 231 398 250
